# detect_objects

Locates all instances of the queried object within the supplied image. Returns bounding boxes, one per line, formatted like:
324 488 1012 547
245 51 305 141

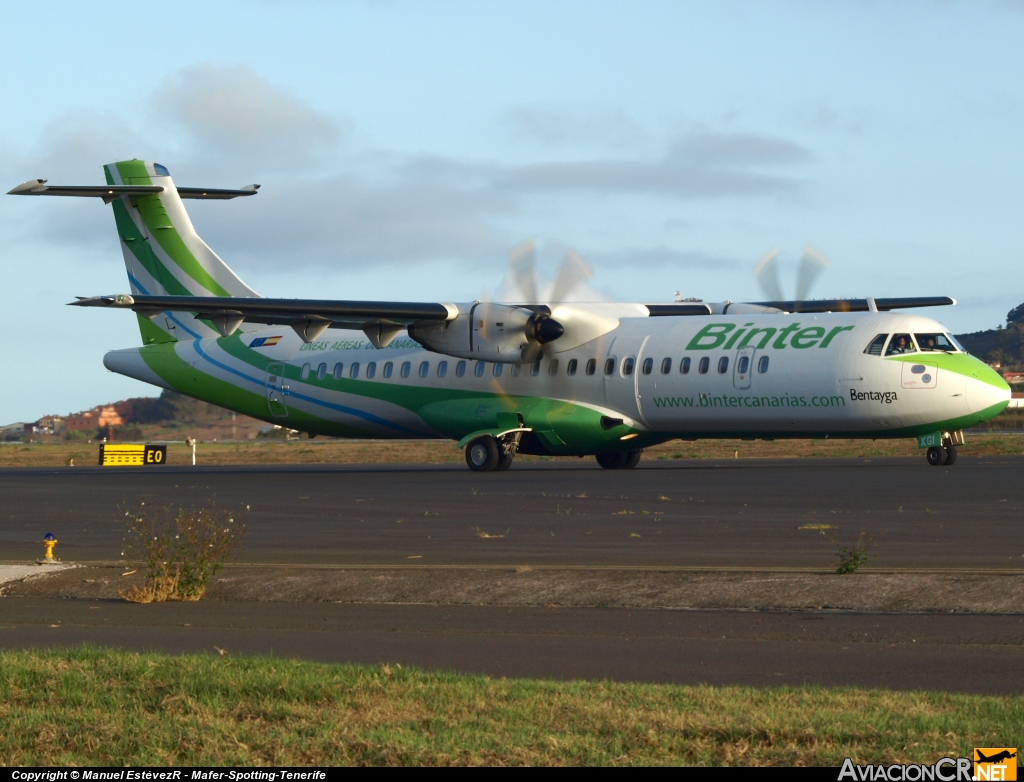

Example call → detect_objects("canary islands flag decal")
250 336 282 348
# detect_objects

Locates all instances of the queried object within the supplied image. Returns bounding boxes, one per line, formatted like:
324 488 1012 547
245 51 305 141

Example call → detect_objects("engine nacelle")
409 302 562 363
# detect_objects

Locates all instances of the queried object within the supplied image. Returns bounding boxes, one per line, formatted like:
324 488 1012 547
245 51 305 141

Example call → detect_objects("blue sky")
2 1 1022 422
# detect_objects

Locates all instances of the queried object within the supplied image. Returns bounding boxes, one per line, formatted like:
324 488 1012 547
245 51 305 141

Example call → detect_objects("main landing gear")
596 450 643 469
465 434 518 472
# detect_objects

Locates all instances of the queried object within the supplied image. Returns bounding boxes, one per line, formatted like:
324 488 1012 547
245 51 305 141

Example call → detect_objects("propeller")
500 241 595 361
754 244 831 302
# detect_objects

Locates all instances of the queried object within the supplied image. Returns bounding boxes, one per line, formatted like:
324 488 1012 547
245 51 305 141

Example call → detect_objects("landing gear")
596 449 643 469
925 431 962 467
943 445 958 465
466 436 500 472
926 446 947 466
465 433 521 472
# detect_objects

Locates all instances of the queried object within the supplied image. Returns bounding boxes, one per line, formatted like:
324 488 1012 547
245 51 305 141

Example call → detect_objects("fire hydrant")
42 532 58 562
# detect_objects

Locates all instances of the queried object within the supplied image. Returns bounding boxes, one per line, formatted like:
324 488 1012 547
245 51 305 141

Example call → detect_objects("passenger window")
622 357 635 376
698 357 709 374
680 357 691 375
548 359 559 375
383 362 393 378
567 359 578 376
531 361 541 376
864 334 888 356
438 361 447 378
510 364 520 377
401 362 411 378
586 359 597 376
316 362 327 380
604 358 616 375
456 360 466 377
350 362 360 378
419 361 429 378
333 363 344 379
885 334 916 356
475 361 486 377
366 362 376 379
661 358 672 374
301 363 311 379
737 356 749 374
642 358 654 375
718 357 729 373
758 356 769 373
493 363 503 377
915 333 957 352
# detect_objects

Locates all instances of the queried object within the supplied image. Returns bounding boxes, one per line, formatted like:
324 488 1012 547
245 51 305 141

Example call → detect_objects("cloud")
503 105 649 149
584 246 742 271
156 64 348 171
2 66 815 274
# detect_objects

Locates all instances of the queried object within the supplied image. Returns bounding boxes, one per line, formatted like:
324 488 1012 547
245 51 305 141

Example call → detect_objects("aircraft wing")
71 294 457 345
751 296 955 313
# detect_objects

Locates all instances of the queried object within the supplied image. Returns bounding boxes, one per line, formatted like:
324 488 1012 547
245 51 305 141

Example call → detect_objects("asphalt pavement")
2 456 1023 569
3 599 1023 694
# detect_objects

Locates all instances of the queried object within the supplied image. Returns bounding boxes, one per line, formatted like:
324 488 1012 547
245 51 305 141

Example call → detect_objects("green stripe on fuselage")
886 352 1009 390
113 160 231 298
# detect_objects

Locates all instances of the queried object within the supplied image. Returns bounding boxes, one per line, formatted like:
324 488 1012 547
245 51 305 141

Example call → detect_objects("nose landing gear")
924 430 963 466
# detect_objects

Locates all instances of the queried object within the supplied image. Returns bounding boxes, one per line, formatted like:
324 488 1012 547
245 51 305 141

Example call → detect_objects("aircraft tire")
621 449 643 469
466 436 501 472
926 446 948 466
596 452 628 469
943 445 958 466
495 450 515 471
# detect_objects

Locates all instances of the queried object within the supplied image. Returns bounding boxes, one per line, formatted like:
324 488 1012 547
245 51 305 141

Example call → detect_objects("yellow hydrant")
42 532 58 562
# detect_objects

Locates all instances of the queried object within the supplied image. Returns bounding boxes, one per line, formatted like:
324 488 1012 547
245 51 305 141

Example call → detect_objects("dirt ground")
3 433 1024 468
4 563 1023 614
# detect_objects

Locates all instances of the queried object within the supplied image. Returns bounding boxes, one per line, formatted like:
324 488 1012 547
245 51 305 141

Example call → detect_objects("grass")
3 433 1024 468
1 647 1022 766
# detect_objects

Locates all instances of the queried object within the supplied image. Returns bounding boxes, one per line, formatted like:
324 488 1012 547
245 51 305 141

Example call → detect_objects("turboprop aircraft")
9 160 1010 471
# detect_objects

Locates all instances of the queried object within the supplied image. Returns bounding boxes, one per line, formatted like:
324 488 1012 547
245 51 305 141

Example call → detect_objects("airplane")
8 160 1010 471
976 750 1016 764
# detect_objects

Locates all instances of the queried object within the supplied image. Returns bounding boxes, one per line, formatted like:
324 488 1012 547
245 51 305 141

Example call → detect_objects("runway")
4 599 1024 694
2 456 1023 569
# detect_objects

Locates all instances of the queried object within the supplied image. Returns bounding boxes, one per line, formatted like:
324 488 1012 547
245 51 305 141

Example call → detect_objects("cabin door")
266 362 289 418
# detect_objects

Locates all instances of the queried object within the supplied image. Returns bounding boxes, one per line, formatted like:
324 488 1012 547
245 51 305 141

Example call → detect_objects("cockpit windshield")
914 333 958 352
885 333 916 356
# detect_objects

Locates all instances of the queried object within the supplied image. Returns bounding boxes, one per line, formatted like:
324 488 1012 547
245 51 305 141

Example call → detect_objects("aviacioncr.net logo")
838 757 973 781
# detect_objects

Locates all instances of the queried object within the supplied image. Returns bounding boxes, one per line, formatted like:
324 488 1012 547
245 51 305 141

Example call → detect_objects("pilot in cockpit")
885 334 915 355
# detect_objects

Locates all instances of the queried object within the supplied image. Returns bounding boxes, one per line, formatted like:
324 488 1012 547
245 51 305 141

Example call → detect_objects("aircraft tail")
104 159 260 344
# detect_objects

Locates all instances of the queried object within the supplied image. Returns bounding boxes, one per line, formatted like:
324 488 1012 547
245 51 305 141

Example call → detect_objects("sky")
2 0 1023 422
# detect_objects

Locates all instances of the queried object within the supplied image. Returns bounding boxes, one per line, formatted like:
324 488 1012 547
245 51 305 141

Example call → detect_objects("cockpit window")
947 333 966 353
864 334 888 356
915 333 958 352
885 333 916 356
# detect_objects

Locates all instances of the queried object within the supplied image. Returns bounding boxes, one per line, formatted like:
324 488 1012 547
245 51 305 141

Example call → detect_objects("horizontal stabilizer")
8 180 259 203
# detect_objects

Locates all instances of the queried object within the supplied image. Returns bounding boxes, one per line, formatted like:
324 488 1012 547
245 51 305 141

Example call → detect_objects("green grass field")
1 647 1021 766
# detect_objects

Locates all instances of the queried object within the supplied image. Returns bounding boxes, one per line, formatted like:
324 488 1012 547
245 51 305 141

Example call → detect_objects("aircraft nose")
966 362 1010 417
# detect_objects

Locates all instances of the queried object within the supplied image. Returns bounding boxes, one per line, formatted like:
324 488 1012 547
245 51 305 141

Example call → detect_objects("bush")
119 501 246 603
835 532 872 574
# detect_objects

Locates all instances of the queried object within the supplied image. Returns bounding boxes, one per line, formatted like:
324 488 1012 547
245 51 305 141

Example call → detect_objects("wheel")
926 446 948 466
495 450 515 471
466 436 501 472
943 445 958 465
596 452 627 469
621 449 643 469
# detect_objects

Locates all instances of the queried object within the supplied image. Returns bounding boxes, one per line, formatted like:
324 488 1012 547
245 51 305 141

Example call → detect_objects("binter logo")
974 749 1017 781
685 322 854 351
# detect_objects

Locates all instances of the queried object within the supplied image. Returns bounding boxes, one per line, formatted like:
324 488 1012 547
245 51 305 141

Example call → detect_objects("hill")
955 301 1024 367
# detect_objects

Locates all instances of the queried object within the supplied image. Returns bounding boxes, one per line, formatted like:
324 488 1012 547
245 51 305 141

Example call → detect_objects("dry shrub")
119 501 246 603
